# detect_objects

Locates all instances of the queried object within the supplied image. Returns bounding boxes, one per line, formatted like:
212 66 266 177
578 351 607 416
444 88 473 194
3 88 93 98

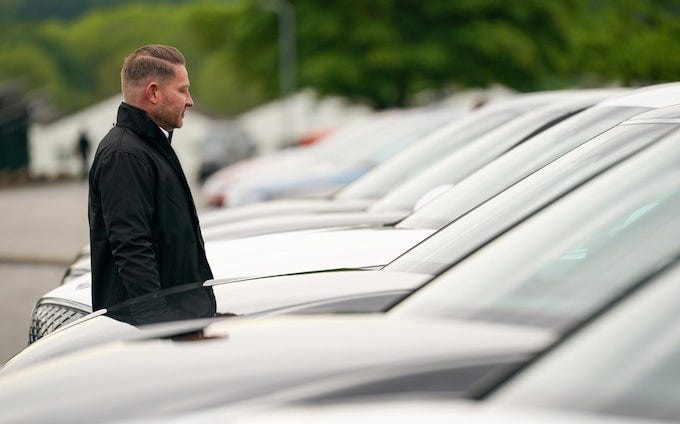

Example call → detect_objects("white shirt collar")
158 126 170 140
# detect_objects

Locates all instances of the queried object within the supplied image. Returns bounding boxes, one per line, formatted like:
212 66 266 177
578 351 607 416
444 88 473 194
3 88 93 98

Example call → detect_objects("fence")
0 87 30 180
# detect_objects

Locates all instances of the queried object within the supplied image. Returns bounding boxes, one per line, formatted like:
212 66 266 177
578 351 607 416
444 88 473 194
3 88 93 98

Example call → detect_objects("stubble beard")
158 106 185 130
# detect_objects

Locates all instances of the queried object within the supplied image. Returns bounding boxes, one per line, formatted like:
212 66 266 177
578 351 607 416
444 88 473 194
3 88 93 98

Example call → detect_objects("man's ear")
145 81 160 105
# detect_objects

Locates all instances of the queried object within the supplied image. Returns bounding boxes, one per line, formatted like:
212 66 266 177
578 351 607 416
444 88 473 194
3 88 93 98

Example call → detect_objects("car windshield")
335 110 518 200
369 104 588 214
316 111 453 166
386 121 678 274
394 106 650 229
494 260 680 421
390 132 680 334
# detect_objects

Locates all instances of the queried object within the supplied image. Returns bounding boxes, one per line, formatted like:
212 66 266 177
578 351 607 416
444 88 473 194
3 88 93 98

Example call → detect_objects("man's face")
155 64 193 131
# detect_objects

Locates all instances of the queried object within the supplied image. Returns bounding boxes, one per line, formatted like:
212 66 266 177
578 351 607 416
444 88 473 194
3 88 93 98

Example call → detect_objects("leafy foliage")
0 0 678 116
0 0 191 21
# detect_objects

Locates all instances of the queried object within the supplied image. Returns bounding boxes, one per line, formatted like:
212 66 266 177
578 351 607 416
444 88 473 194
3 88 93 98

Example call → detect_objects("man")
76 130 90 179
88 45 214 312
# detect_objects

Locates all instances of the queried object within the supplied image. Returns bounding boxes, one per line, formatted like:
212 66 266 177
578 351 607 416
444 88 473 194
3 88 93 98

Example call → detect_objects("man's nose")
186 93 194 107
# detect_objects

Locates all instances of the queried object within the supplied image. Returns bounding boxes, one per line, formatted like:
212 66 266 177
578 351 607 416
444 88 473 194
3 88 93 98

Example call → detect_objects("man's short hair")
121 44 186 92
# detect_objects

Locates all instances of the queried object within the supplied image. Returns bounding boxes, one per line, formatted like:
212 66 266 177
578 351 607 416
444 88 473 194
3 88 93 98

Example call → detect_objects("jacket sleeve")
97 151 162 297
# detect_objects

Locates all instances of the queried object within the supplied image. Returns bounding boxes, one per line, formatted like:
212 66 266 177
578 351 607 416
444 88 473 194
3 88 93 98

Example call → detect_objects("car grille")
29 303 89 344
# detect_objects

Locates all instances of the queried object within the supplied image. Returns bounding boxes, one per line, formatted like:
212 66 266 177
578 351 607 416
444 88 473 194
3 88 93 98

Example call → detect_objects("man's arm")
97 151 162 297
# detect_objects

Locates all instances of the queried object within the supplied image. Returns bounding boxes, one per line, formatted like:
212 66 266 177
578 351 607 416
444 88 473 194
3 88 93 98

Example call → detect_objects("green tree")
563 0 680 86
188 0 587 108
0 44 63 90
187 2 277 112
5 3 213 113
1 0 679 116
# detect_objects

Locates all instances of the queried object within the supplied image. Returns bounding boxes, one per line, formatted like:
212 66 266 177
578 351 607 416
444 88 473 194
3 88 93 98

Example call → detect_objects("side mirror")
414 184 453 210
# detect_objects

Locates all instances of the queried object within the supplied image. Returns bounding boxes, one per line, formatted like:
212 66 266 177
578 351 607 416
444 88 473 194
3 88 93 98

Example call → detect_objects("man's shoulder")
97 126 153 158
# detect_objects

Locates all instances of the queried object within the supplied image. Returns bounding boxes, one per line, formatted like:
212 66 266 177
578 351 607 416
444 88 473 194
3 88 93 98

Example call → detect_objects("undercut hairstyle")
121 44 186 95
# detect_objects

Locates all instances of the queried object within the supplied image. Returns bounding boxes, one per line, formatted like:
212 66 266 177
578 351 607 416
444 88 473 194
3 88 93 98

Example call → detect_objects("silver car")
28 98 680 344
2 117 678 423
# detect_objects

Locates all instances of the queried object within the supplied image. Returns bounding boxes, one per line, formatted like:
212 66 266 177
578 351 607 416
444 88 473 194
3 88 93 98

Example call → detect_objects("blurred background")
2 0 679 180
0 0 678 362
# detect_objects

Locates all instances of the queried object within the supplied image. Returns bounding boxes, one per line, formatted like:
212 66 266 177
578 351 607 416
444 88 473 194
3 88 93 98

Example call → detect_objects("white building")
29 95 213 182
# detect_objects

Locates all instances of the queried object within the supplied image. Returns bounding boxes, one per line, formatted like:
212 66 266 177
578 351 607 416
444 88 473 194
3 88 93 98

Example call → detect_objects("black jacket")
88 102 213 311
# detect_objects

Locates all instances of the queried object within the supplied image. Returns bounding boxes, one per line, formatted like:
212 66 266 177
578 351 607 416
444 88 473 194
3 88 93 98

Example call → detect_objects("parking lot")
1 87 679 422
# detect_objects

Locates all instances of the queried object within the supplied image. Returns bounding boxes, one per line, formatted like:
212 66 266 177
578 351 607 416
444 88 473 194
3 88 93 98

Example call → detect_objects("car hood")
0 315 555 423
146 398 660 424
198 197 374 227
10 271 431 372
206 227 435 280
202 210 409 241
41 226 432 311
212 269 430 315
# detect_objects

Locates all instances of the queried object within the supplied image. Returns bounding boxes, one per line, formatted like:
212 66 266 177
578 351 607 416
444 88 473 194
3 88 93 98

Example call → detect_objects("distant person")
88 44 214 312
75 130 91 179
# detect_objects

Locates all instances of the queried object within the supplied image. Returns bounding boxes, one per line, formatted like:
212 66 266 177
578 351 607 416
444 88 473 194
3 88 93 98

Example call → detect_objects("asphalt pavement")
0 179 89 364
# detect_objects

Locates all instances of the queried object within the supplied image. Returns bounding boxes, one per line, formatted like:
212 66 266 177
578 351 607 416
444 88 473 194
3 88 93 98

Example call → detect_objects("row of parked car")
1 83 679 422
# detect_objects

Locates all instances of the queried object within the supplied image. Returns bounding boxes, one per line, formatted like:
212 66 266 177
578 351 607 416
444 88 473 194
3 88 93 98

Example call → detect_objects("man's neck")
122 100 171 140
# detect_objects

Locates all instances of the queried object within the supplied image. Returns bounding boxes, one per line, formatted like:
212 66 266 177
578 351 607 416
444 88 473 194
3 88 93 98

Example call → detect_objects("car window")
369 106 586 213
395 106 649 229
336 111 518 200
325 113 452 165
308 116 389 157
386 121 678 274
390 132 680 334
494 260 680 421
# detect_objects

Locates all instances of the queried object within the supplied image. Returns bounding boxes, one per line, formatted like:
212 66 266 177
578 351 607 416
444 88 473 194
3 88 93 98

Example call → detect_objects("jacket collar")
116 102 169 144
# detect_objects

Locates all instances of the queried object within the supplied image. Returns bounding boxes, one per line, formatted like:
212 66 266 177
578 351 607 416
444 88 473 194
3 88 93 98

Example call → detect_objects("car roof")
621 102 680 122
595 82 680 108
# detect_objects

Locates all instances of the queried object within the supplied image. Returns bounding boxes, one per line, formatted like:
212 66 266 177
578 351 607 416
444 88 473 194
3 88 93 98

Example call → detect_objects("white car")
22 104 680 351
29 100 680 343
157 396 669 424
56 89 592 290
201 89 621 240
198 88 587 221
2 125 678 424
201 108 456 207
59 88 621 286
